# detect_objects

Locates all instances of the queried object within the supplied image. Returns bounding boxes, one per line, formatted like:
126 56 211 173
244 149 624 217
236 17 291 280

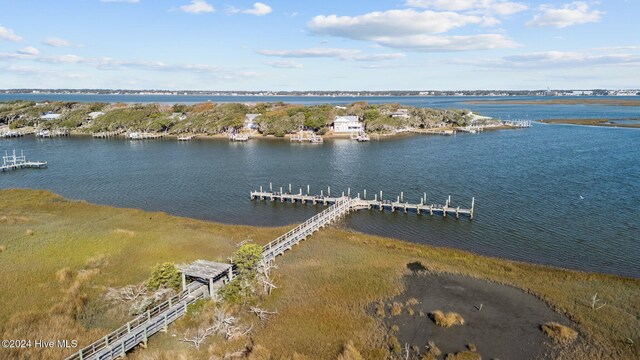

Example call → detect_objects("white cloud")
309 9 486 37
0 25 22 42
527 2 603 28
406 0 528 16
259 48 406 61
374 34 518 51
17 46 40 56
180 0 214 14
456 50 640 68
0 49 258 80
100 0 140 3
244 2 272 16
266 60 303 69
307 9 517 52
43 37 72 47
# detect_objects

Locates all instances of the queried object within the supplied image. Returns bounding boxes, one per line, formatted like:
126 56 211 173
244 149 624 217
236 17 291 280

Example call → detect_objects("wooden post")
424 192 427 204
307 185 310 195
448 195 451 206
181 273 186 291
289 183 292 193
348 188 351 197
270 182 272 192
380 191 383 201
260 185 263 193
209 278 214 297
364 189 366 199
328 186 331 197
280 187 283 194
321 190 324 197
228 266 233 281
401 191 404 202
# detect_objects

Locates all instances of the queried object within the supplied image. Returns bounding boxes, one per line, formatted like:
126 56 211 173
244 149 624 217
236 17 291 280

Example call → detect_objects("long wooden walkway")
250 185 474 220
65 281 207 360
66 197 354 360
262 197 354 262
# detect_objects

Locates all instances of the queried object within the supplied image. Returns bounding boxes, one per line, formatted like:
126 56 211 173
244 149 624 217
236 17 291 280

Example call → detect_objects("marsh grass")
430 310 465 328
542 322 578 344
1 190 638 360
445 350 482 360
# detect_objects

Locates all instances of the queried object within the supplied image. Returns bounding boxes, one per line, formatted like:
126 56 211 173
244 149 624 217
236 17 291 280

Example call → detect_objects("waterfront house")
391 109 410 119
244 114 261 130
40 112 62 120
332 115 364 133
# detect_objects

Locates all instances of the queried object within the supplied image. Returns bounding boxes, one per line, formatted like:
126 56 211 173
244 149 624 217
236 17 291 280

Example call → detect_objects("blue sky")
0 0 638 90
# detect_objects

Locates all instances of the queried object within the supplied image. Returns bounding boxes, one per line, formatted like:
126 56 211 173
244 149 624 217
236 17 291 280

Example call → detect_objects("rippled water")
1 96 639 277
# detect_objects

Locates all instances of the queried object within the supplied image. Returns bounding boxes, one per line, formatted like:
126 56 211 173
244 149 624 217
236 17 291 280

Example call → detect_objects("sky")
0 0 638 90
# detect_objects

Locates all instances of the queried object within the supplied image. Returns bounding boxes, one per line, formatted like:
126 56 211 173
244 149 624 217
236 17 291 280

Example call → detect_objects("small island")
0 100 525 140
538 118 640 128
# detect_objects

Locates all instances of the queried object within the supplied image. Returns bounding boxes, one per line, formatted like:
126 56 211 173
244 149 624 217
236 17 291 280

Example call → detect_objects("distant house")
87 111 105 120
391 109 410 119
40 112 62 120
332 116 363 133
244 114 261 130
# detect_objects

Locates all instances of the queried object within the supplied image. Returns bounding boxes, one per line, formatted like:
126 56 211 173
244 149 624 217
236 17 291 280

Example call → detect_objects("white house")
40 112 62 120
391 109 410 119
244 114 261 130
88 111 105 120
332 116 364 133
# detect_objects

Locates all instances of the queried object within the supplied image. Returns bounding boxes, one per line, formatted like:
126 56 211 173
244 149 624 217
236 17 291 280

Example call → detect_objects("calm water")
1 96 639 278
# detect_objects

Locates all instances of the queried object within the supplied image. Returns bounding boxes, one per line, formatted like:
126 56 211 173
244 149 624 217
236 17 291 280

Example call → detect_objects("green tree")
232 243 262 278
147 262 181 291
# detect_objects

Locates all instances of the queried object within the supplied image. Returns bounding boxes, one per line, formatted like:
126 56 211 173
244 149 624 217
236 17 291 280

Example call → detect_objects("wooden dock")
262 197 354 262
128 132 166 140
350 132 370 142
290 132 324 143
92 130 124 138
410 128 456 135
250 184 474 219
1 150 47 172
65 184 472 359
229 133 249 142
177 134 195 141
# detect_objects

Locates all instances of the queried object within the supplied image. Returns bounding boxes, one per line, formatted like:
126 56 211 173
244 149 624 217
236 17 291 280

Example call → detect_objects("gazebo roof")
179 260 232 280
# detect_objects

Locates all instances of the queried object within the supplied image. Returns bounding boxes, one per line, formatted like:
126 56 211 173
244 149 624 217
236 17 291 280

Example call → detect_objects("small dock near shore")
1 150 47 172
290 132 323 143
229 133 249 142
0 128 34 138
177 134 195 141
127 132 166 140
250 184 474 219
410 128 456 135
36 129 70 138
93 130 124 138
503 120 532 128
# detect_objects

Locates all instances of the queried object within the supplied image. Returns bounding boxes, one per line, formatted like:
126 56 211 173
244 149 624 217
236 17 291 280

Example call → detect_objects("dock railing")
65 282 207 360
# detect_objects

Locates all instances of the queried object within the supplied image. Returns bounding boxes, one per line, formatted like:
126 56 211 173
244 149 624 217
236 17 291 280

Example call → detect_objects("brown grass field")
0 189 639 359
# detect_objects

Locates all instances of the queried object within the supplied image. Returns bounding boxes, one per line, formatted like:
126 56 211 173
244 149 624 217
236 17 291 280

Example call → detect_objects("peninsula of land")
0 189 638 360
0 100 524 141
538 118 640 128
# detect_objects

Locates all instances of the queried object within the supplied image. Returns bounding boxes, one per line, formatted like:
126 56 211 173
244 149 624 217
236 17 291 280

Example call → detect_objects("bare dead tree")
120 283 148 302
249 306 278 322
179 325 218 351
257 262 278 295
589 293 606 310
